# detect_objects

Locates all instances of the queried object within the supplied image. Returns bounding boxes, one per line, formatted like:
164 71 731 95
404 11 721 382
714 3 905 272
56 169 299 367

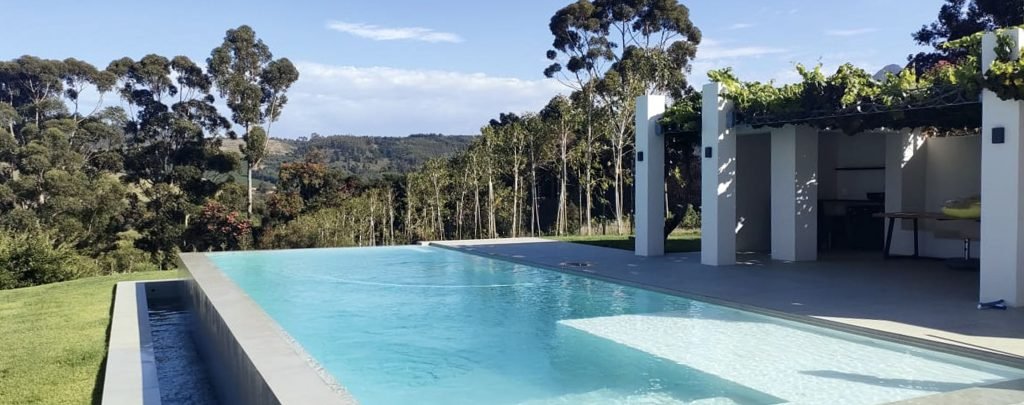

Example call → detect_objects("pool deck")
429 238 1024 362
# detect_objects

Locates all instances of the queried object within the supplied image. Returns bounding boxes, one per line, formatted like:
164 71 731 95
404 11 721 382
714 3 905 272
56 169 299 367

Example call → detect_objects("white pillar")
980 29 1024 306
770 125 818 261
635 95 666 257
701 82 736 265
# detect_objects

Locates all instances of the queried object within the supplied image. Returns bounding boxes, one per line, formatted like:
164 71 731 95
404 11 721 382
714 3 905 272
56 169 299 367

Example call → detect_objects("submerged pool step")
516 389 741 405
558 310 1024 405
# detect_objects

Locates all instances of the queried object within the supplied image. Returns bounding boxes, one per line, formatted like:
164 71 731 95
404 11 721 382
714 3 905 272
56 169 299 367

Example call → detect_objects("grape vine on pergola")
660 27 1024 136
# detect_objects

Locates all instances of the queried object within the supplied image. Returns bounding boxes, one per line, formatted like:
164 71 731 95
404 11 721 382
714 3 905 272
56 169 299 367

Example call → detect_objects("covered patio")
634 29 1024 308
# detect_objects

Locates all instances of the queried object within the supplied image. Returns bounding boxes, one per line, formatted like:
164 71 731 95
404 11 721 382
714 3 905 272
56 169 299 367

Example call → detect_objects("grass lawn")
551 230 701 253
0 271 178 405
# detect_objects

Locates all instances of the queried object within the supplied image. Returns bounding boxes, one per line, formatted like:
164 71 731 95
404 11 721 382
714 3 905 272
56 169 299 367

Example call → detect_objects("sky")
0 0 944 137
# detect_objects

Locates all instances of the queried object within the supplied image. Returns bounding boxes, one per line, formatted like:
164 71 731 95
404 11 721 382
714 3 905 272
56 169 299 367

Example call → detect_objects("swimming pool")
206 246 1024 404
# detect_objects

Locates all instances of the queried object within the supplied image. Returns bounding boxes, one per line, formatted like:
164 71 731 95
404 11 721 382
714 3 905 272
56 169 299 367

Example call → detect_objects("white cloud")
727 23 754 30
271 62 565 137
688 38 791 86
825 28 879 37
327 21 463 43
697 38 787 60
700 46 787 59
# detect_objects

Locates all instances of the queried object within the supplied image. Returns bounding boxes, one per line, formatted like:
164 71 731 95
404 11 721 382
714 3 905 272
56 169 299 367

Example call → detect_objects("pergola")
635 29 1024 306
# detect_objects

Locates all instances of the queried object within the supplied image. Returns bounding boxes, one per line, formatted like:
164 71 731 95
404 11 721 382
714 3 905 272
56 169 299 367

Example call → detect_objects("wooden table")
873 212 979 259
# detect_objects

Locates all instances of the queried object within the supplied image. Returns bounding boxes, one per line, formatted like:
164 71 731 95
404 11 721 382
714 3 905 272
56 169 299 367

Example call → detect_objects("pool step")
516 389 741 405
559 311 1021 405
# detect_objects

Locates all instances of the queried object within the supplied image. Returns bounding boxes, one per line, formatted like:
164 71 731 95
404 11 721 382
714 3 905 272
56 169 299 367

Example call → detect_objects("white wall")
884 132 982 258
922 136 982 257
827 131 884 200
736 134 771 252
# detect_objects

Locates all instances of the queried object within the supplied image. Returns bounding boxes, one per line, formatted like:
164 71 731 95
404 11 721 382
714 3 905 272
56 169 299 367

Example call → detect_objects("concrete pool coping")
177 252 357 405
102 280 163 405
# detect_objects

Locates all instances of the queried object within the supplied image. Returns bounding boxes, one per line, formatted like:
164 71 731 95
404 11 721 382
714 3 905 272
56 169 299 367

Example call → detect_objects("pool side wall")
177 253 356 405
102 281 164 405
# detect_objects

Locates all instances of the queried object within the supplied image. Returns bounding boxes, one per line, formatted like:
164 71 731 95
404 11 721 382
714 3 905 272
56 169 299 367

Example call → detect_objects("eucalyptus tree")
540 95 578 235
61 58 116 126
489 113 528 237
208 25 299 216
106 54 236 265
423 157 450 240
464 138 489 238
107 54 231 188
0 56 66 127
594 0 701 234
477 126 501 238
523 113 553 236
447 153 474 240
545 1 607 234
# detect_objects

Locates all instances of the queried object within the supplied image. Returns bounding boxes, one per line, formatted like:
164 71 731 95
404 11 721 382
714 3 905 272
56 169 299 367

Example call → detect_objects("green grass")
551 230 701 253
0 271 178 405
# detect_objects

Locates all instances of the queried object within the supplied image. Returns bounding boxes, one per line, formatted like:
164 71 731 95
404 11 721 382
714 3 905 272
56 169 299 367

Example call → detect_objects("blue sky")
0 0 943 137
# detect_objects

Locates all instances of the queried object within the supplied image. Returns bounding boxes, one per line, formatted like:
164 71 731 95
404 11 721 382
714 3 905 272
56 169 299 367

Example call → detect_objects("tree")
540 96 578 235
489 113 528 237
545 1 606 235
208 25 299 216
547 0 700 235
910 0 1024 72
0 56 66 127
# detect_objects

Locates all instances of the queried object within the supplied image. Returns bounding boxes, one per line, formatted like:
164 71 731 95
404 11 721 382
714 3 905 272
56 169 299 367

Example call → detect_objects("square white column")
771 125 818 261
701 82 736 265
980 29 1024 306
635 95 666 257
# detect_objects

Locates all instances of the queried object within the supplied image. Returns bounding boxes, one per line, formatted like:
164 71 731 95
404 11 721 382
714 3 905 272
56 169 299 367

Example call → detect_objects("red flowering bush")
186 201 253 251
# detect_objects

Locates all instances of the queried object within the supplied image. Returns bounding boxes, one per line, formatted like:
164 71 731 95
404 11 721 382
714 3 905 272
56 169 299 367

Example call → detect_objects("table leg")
884 217 895 259
913 218 919 257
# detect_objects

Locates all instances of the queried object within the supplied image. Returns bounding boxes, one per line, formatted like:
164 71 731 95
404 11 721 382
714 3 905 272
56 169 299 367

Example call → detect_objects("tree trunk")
556 133 568 236
474 179 481 239
388 188 395 245
433 178 443 240
585 140 593 236
247 166 254 216
530 161 539 236
512 159 519 238
487 173 496 238
614 143 624 235
369 197 376 246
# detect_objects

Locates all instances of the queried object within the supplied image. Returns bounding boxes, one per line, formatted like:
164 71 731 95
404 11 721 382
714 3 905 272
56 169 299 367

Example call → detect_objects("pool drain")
560 261 593 268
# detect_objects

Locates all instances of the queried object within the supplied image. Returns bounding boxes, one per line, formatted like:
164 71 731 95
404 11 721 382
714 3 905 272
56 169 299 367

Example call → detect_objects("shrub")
185 201 253 252
97 230 160 274
0 231 96 290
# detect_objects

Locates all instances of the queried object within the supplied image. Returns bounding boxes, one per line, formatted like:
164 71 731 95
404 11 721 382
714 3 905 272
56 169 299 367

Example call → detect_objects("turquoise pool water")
208 246 1024 405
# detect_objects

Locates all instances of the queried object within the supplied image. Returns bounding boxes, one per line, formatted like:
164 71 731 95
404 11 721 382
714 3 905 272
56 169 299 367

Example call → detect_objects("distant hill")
222 133 476 187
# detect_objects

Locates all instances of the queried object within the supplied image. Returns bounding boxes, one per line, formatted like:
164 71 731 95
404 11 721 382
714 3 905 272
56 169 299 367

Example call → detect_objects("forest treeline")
0 1 706 289
1 0 995 289
235 133 475 187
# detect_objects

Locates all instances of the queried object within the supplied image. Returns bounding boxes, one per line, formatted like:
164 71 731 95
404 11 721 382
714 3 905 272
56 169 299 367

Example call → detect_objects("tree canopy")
910 0 1023 71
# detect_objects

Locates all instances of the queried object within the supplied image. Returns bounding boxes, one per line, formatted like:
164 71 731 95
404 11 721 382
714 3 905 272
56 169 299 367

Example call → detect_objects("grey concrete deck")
430 238 1024 364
